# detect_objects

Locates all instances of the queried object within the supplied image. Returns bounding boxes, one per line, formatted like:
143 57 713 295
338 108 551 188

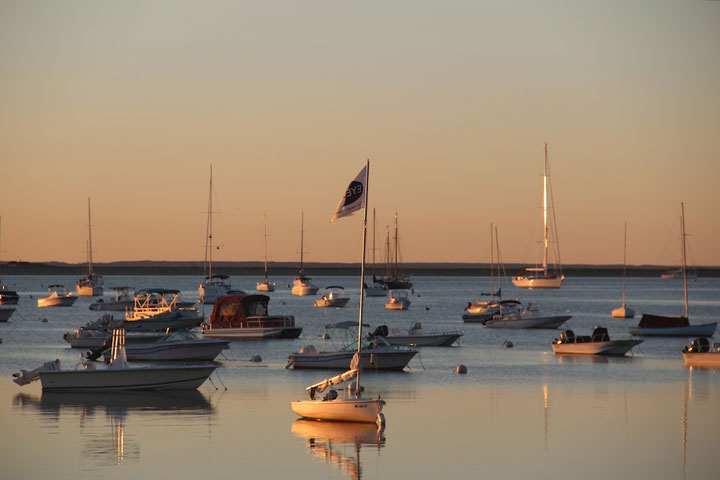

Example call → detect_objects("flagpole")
356 159 370 397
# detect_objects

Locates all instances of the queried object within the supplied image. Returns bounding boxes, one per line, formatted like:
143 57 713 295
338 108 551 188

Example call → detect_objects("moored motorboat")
37 285 78 307
552 327 642 355
124 288 202 331
287 322 417 370
384 322 463 347
314 286 350 308
463 298 520 324
484 301 570 329
89 286 134 311
682 338 720 367
385 290 411 310
14 329 217 392
0 285 20 305
92 329 229 362
202 294 301 339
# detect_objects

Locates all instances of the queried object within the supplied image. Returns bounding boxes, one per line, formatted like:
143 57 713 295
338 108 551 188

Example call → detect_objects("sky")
1 1 719 267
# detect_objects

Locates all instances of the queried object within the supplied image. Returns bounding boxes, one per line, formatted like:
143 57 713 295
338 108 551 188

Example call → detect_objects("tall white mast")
299 211 305 277
263 214 269 282
622 221 628 307
542 143 549 275
355 159 370 396
681 203 689 318
87 198 94 276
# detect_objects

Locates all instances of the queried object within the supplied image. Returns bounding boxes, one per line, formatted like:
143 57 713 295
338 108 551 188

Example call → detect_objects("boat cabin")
208 294 294 329
638 314 689 328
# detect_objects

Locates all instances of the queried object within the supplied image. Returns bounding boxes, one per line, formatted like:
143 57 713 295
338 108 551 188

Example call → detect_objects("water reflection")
291 420 386 480
13 391 214 466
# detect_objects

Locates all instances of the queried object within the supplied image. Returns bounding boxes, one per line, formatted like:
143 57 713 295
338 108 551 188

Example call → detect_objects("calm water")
1 274 719 479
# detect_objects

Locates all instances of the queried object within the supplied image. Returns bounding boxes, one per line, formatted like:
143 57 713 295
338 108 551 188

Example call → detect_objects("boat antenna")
356 159 370 397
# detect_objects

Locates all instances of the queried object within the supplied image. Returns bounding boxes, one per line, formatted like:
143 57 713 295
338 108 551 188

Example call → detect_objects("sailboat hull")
628 323 717 337
291 397 383 423
511 275 564 289
611 305 635 319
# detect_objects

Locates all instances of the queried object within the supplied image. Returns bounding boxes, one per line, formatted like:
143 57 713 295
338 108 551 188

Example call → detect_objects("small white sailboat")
76 198 104 297
629 204 717 337
291 161 386 424
198 166 232 304
512 143 564 289
464 224 508 323
256 214 276 292
612 222 635 319
292 211 319 296
364 209 387 297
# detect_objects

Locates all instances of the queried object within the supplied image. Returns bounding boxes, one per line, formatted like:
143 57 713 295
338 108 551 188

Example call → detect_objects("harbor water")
1 274 719 479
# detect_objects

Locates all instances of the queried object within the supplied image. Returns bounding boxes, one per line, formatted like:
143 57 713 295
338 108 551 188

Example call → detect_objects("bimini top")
638 314 689 328
135 288 180 296
209 294 273 328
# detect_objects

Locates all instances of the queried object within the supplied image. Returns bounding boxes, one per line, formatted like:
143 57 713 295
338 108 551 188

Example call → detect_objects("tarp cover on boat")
209 295 270 328
638 314 690 328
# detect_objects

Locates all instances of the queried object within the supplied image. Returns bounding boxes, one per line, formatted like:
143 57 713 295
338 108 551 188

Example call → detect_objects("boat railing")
243 316 295 328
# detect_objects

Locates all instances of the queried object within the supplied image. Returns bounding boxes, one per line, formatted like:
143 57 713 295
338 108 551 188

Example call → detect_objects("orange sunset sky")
1 1 719 266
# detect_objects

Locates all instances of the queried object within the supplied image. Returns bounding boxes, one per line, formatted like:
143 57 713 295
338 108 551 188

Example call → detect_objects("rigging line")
546 159 563 272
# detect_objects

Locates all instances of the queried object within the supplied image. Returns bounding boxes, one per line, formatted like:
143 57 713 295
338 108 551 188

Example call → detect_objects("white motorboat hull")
89 300 134 311
291 397 383 423
0 308 15 322
552 339 642 356
124 310 203 332
37 295 78 307
292 284 319 296
628 322 717 337
385 332 463 347
77 285 103 297
314 297 350 308
511 275 564 289
105 339 229 361
462 311 497 323
203 325 302 339
611 305 635 319
38 365 216 392
682 352 720 367
199 283 232 304
485 315 571 329
256 281 276 292
288 349 416 370
385 300 410 310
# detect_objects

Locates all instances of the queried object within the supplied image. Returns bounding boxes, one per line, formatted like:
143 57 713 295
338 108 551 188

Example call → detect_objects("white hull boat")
203 294 302 339
256 214 276 292
384 323 463 347
292 278 319 296
291 396 384 423
89 286 135 311
314 287 350 308
612 222 635 318
14 330 217 392
682 339 720 367
385 290 410 310
98 331 229 362
513 144 564 289
64 329 165 348
256 281 276 292
76 198 104 297
198 167 232 304
37 285 78 307
484 302 570 329
552 328 642 355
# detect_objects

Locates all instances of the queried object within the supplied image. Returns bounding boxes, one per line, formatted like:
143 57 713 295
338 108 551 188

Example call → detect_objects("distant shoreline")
2 261 718 277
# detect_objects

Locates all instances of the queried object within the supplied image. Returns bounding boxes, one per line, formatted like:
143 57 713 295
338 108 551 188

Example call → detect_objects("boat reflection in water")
12 391 214 466
291 419 385 480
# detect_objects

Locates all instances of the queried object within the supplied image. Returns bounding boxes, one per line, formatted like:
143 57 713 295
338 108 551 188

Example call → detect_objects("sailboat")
629 203 716 337
0 216 20 307
512 143 564 289
376 212 412 290
198 166 232 304
291 211 319 296
256 214 276 292
464 223 508 323
291 161 386 424
76 198 104 296
612 222 635 318
364 208 387 297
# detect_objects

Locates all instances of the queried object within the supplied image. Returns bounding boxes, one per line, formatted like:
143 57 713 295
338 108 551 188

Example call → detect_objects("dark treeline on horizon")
2 261 719 277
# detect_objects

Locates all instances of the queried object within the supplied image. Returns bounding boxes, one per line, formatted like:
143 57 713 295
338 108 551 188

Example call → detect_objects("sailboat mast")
489 222 494 296
542 143 549 274
622 221 628 306
299 211 305 277
263 214 269 282
203 166 213 281
681 202 689 318
393 212 399 278
356 160 370 397
87 198 94 276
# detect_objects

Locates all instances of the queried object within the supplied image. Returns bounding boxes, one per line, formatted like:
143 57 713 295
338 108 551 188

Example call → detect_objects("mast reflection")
291 420 386 480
